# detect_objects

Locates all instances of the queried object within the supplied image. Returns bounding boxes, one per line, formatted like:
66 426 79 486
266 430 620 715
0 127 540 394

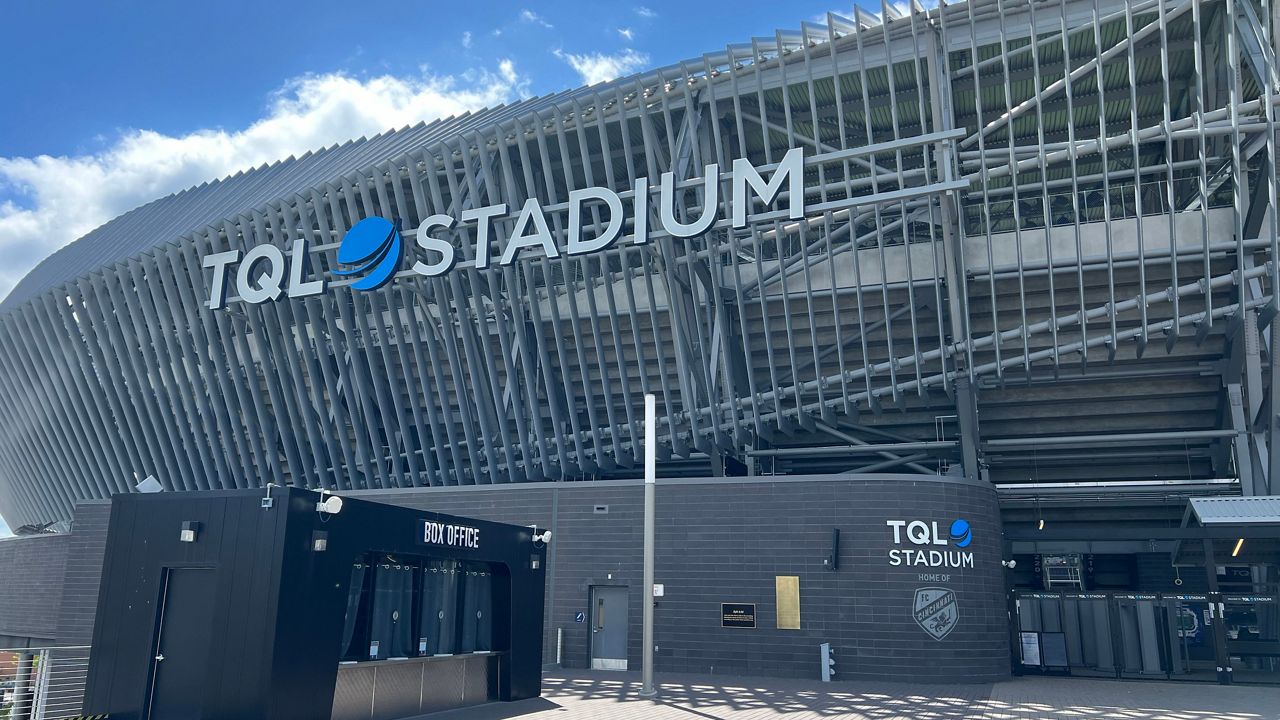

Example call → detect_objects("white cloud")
634 6 656 18
0 62 527 301
555 48 649 86
462 31 473 48
519 9 553 28
618 27 635 41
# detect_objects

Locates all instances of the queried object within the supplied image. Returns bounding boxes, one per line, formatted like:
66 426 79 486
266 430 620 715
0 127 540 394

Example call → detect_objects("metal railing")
0 647 90 720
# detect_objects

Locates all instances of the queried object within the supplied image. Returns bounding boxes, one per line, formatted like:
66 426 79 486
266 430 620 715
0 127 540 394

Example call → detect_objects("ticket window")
340 555 500 662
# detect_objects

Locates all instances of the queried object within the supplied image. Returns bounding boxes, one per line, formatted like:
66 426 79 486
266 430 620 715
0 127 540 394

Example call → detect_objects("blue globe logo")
949 519 972 548
334 217 402 291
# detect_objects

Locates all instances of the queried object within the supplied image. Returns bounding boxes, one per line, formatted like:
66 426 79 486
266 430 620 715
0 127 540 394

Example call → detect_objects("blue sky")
0 1 871 300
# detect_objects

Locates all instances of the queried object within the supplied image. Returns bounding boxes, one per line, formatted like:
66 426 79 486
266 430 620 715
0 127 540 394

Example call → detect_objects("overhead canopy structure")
1190 497 1280 525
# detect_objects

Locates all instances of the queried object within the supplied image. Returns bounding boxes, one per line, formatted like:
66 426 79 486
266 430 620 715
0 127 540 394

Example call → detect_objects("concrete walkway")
427 670 1279 720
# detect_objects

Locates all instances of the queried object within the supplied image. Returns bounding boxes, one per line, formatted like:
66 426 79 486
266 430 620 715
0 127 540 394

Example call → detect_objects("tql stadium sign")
201 128 968 309
202 149 806 309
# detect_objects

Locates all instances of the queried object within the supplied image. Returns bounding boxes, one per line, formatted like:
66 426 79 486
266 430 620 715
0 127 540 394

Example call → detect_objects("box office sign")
418 519 480 549
721 603 756 629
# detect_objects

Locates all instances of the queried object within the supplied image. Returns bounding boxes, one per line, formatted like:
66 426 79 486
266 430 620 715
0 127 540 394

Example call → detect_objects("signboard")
653 584 665 598
721 603 756 629
574 612 585 624
418 519 480 549
1019 632 1041 666
202 148 809 308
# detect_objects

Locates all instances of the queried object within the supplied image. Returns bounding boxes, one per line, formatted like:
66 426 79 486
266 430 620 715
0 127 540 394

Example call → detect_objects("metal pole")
640 393 657 698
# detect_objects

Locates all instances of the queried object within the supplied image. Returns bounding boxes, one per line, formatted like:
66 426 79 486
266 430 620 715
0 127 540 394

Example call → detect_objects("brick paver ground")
424 670 1279 720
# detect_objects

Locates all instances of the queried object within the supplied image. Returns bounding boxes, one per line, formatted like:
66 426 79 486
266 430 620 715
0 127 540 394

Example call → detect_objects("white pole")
640 393 657 697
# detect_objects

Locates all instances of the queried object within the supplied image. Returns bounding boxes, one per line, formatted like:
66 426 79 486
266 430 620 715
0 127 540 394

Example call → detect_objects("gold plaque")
775 575 800 629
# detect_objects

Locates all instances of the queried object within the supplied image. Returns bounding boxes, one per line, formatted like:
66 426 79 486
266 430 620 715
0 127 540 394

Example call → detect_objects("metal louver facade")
2 0 1279 528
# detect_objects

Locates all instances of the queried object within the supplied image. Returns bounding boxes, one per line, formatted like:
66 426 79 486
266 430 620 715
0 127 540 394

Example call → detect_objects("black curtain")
369 559 415 658
419 559 459 655
458 563 494 652
340 562 370 661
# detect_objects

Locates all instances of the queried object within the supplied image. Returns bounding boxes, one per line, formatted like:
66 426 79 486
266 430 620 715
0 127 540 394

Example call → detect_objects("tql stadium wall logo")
885 518 974 568
200 148 807 309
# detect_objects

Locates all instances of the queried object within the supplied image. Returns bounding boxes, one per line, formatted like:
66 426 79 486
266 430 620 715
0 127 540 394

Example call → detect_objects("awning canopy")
1189 497 1280 526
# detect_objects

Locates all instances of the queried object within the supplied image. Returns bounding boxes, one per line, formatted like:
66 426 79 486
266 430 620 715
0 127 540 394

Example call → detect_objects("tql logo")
886 519 975 569
335 217 403 291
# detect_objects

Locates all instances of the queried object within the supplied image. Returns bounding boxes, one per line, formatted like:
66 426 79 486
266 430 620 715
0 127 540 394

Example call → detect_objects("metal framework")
1 0 1279 527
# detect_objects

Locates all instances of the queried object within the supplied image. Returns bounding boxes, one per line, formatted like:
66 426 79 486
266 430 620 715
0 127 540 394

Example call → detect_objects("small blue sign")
574 612 586 623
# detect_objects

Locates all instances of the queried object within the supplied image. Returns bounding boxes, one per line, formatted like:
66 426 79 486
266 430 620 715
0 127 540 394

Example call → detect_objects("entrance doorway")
589 586 629 670
145 568 217 719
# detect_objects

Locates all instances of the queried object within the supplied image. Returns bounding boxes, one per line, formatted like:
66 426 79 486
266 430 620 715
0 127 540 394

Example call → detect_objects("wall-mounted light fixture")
179 520 200 543
823 529 840 571
530 525 552 546
316 492 344 515
1232 538 1245 557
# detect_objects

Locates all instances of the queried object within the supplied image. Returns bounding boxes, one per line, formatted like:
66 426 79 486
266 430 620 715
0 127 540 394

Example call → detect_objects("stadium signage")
886 519 975 569
201 148 805 309
419 519 480 549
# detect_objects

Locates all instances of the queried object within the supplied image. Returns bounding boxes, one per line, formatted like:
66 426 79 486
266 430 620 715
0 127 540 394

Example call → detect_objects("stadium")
0 0 1277 704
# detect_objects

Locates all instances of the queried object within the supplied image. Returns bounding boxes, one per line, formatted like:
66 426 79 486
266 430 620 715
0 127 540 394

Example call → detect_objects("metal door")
145 568 217 720
1113 593 1169 678
589 586 629 670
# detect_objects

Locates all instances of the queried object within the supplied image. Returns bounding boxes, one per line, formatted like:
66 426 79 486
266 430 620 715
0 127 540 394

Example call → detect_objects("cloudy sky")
0 1 878 302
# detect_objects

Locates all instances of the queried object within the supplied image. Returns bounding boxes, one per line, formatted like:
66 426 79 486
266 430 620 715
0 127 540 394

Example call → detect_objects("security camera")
540 530 552 543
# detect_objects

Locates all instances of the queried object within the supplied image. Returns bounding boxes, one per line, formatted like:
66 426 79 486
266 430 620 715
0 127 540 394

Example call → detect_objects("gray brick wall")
355 474 1010 683
55 502 111 646
22 477 1009 683
0 533 69 642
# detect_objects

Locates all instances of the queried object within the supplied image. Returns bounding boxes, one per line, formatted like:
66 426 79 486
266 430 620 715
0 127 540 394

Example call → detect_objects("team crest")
913 586 958 640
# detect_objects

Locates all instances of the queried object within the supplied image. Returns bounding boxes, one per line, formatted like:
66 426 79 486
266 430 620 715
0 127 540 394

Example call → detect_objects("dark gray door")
590 586 629 670
146 568 217 720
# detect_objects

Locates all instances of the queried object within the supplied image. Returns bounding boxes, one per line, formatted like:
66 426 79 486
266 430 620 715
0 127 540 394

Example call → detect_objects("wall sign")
886 518 975 569
913 587 958 640
721 603 756 629
202 148 806 308
418 519 480 549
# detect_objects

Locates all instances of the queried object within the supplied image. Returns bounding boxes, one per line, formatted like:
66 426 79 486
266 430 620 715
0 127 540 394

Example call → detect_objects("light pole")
639 393 657 697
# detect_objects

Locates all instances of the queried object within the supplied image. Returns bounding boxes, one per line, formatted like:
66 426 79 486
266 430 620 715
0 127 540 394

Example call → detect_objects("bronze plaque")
776 575 800 629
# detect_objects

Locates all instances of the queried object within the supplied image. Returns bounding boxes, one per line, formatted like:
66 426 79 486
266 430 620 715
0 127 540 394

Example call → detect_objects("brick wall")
26 477 1009 683
0 533 69 643
55 502 111 646
353 474 1011 683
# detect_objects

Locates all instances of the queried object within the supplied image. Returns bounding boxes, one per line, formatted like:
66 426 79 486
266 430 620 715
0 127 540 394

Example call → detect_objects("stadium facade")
1 0 1279 695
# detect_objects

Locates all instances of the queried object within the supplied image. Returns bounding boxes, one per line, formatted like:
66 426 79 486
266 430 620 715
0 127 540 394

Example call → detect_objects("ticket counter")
82 487 546 720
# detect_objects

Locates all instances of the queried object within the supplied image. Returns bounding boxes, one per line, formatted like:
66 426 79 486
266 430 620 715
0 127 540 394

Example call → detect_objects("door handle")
155 654 165 662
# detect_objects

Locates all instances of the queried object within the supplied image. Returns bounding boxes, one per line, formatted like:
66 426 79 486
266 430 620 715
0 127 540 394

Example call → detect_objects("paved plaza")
430 670 1279 720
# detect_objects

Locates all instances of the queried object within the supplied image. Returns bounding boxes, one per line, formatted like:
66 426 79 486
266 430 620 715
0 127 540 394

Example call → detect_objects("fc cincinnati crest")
913 587 959 640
